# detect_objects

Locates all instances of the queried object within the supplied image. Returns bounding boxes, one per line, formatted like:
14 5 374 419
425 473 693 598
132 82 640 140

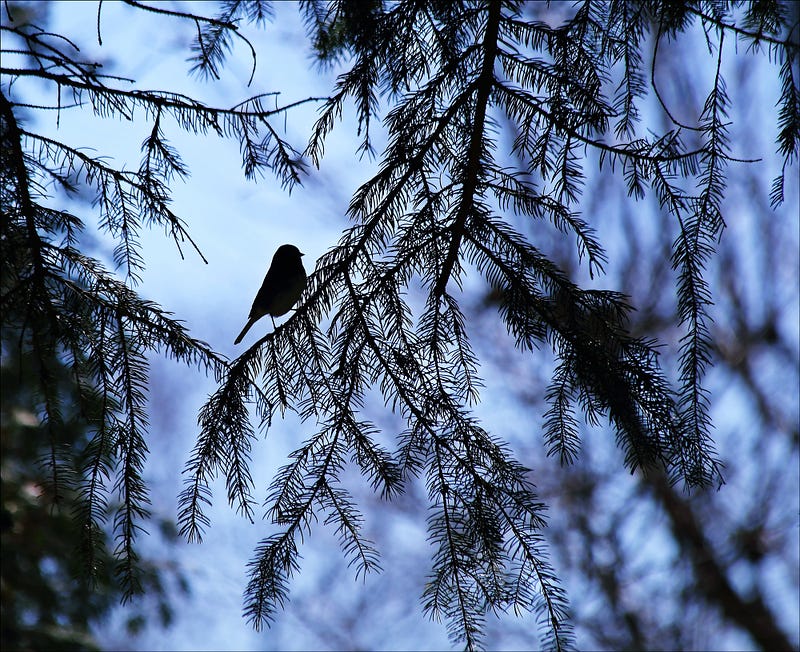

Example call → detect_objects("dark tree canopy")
1 1 797 650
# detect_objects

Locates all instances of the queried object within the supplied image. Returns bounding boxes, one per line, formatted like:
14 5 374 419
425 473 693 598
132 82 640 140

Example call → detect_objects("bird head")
274 244 304 262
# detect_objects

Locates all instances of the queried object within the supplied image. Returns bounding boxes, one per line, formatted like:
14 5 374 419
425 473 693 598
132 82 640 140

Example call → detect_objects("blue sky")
5 1 798 650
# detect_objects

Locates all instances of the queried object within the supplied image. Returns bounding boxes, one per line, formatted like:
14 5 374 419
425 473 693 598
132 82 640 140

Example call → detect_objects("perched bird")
234 244 307 344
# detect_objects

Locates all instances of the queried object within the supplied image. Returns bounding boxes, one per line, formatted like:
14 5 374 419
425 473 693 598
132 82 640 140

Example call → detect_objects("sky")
5 1 799 650
23 2 432 649
14 2 374 649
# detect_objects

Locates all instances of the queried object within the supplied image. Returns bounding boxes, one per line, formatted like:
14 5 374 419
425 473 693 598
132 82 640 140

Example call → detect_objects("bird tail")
234 317 256 345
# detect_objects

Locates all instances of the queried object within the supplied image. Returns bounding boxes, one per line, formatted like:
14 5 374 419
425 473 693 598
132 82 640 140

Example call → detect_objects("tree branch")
434 0 502 298
650 473 794 652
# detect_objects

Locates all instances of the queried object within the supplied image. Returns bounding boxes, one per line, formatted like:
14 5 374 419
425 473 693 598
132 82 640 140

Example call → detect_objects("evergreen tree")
2 1 797 649
1 327 187 648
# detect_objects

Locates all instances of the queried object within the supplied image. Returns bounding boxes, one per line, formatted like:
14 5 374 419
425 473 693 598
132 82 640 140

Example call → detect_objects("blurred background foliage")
1 1 797 650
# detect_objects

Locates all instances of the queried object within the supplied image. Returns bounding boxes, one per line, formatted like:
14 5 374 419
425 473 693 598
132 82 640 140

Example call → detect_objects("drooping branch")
434 0 502 298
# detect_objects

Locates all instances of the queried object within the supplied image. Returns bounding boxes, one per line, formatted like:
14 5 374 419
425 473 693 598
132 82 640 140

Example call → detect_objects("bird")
234 244 307 344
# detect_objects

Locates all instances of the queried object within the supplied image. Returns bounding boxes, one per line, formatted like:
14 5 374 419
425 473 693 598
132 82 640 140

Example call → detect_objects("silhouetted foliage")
2 1 797 650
